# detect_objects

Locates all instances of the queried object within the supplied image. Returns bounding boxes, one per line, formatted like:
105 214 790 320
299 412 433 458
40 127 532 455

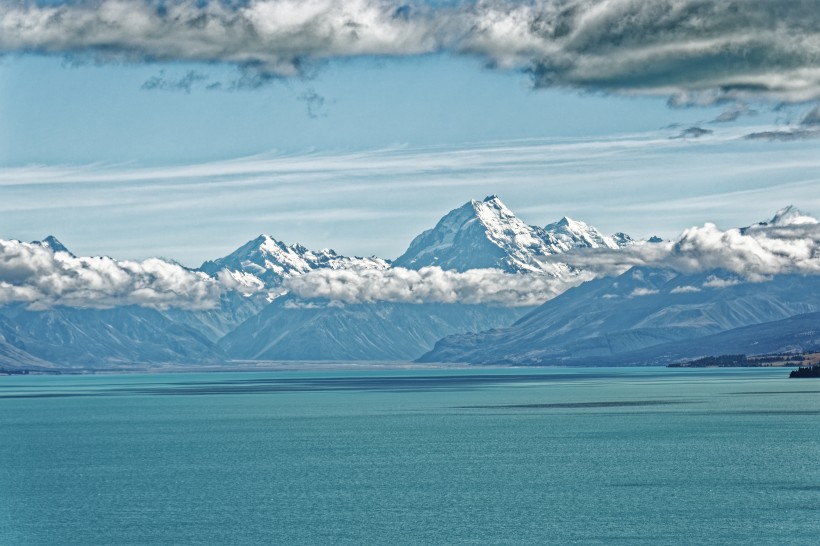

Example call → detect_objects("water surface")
1 367 818 544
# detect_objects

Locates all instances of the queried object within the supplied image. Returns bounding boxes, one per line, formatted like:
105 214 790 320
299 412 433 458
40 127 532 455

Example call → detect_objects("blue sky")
2 1 820 266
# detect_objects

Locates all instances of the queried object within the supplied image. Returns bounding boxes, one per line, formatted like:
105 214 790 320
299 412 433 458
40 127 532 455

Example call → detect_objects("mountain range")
419 269 820 366
2 196 818 370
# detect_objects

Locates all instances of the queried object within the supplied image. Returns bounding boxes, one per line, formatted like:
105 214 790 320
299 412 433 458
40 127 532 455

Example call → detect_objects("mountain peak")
395 196 570 273
32 235 72 255
743 206 818 233
471 194 511 213
768 205 817 227
544 216 623 250
200 234 388 289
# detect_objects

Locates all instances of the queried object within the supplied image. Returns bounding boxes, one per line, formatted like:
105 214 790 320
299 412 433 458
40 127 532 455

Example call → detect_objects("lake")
1 367 818 544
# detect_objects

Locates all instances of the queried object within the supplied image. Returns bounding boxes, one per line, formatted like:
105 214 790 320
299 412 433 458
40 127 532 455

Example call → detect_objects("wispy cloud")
141 69 209 93
3 1 820 102
744 104 820 141
297 87 329 118
671 126 712 139
711 103 758 123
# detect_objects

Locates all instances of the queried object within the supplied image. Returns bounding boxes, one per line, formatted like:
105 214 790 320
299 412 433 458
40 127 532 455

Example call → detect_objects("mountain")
606 311 820 366
161 291 268 341
0 336 53 371
31 235 73 256
183 234 391 341
219 295 528 361
419 268 820 365
742 205 818 233
543 217 632 251
394 195 631 274
0 304 223 368
200 234 389 290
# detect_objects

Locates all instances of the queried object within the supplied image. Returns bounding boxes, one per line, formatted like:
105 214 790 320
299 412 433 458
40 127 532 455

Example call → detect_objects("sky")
2 0 820 267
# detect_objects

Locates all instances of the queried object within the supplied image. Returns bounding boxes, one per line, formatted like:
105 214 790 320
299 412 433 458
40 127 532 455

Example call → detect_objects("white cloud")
548 213 820 281
629 287 659 297
0 239 223 310
284 266 592 307
670 285 701 293
2 0 820 102
702 275 742 289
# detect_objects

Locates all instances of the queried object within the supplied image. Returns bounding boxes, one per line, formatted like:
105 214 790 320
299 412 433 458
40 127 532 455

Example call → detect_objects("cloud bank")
4 208 820 310
4 0 820 101
284 266 591 307
546 210 820 281
0 239 222 310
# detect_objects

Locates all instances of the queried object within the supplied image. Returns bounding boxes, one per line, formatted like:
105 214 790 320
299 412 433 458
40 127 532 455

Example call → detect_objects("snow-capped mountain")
394 195 629 274
31 235 73 255
741 205 818 233
543 217 633 251
200 234 390 290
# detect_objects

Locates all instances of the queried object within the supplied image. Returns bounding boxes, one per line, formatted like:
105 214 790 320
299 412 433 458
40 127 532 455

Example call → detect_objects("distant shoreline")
669 352 820 369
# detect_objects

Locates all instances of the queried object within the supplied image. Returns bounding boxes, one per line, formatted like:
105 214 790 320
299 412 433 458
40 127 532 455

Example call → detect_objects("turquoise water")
1 367 819 544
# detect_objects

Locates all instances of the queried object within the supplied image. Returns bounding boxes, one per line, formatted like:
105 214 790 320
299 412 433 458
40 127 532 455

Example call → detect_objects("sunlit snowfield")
1 367 819 545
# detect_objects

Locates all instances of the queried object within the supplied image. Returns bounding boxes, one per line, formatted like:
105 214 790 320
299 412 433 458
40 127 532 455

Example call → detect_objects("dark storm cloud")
2 1 820 102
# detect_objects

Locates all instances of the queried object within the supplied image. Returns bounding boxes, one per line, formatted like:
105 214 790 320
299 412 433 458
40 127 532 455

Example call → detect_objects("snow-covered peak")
200 234 389 289
32 235 73 256
395 196 570 274
742 205 818 233
470 195 551 252
767 205 817 227
544 216 623 251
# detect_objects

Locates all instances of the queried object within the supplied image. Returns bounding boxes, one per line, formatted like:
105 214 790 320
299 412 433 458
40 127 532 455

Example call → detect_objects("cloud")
702 275 741 288
284 266 592 307
800 105 820 126
670 285 700 293
0 239 223 310
743 129 820 142
744 104 820 140
711 104 758 123
672 126 712 139
297 87 328 118
544 209 820 282
629 287 659 297
141 69 209 93
3 1 820 102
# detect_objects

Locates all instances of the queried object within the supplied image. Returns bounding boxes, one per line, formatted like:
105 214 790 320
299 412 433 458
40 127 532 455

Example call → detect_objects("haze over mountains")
1 196 819 370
